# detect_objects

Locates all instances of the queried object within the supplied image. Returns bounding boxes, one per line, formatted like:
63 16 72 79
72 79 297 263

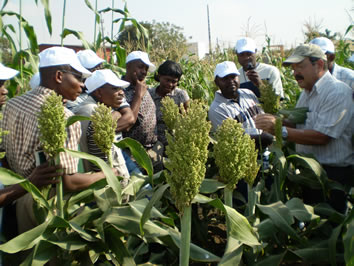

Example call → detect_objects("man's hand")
255 113 277 135
28 162 63 188
246 70 263 88
134 74 148 99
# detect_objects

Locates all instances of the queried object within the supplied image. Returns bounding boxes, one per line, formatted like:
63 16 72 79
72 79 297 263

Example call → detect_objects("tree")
117 20 188 62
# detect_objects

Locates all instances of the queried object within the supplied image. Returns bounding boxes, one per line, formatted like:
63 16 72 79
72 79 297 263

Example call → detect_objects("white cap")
126 51 156 72
214 61 240 78
39 47 92 78
0 63 19 80
30 72 40 90
235 37 257 54
85 69 130 94
309 37 335 54
77 49 105 69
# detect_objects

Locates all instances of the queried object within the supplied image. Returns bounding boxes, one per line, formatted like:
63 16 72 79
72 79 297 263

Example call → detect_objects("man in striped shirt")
255 44 353 213
0 47 117 233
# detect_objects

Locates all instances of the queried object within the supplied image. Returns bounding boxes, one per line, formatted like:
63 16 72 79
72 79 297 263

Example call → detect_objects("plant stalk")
93 0 98 45
180 205 191 266
224 187 233 208
61 0 67 46
55 154 64 218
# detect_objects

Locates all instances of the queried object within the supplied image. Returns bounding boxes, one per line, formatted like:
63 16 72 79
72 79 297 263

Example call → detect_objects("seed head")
164 100 211 213
259 80 280 114
37 91 66 159
213 119 260 189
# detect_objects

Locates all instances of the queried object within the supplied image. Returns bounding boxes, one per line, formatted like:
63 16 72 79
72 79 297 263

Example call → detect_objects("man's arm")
0 163 62 207
129 79 148 123
116 107 135 132
255 113 331 145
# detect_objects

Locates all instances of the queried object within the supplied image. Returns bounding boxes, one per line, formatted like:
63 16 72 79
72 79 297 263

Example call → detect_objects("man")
75 69 134 181
208 61 263 134
255 44 353 213
67 49 106 112
122 51 163 171
310 37 354 90
235 37 284 98
0 47 116 232
0 63 18 108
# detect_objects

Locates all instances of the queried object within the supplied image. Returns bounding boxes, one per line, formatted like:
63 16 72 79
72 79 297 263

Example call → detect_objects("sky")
2 0 353 51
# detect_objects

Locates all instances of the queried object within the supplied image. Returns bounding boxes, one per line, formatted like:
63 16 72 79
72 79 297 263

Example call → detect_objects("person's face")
126 60 149 82
291 58 322 91
158 75 179 96
215 74 240 99
56 69 84 101
95 84 124 109
237 51 257 69
0 80 8 107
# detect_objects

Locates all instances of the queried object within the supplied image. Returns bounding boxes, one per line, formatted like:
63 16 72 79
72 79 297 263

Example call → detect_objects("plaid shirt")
123 85 157 147
0 86 81 178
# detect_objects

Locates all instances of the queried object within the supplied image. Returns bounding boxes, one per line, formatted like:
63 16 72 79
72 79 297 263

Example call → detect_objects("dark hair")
154 60 183 82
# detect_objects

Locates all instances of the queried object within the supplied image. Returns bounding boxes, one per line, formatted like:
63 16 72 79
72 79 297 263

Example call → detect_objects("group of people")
0 35 352 240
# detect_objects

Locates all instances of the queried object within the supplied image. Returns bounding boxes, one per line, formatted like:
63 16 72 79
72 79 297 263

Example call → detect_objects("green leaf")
0 168 51 210
21 240 56 266
62 148 122 204
40 0 52 35
279 107 308 124
194 194 259 246
218 236 243 266
255 252 286 266
257 201 304 244
105 226 135 265
122 174 146 196
199 178 226 194
343 217 354 266
286 197 319 222
140 184 169 235
256 218 276 241
114 137 153 178
290 247 329 263
0 221 48 253
328 225 342 266
61 28 91 49
66 115 91 127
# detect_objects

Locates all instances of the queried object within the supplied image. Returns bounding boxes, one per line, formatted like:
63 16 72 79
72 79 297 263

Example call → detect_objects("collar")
311 71 332 96
214 90 239 104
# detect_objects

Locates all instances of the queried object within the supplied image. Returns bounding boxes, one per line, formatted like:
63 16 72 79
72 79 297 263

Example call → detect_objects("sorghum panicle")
161 96 180 131
91 103 117 160
37 91 66 159
259 80 280 115
213 119 260 189
163 100 211 213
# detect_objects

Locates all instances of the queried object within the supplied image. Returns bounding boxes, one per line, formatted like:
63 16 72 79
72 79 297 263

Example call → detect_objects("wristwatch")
282 126 288 140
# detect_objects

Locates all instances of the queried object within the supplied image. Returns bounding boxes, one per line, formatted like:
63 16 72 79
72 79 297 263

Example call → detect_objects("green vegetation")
0 1 353 265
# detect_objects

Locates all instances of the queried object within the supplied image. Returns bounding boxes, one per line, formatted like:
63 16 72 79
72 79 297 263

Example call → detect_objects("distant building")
186 42 208 59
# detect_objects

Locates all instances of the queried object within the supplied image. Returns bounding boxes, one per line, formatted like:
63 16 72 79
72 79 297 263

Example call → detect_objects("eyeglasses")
61 70 84 82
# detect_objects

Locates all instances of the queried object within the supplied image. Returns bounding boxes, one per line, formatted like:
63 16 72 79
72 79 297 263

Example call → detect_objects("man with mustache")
255 44 353 213
235 37 284 99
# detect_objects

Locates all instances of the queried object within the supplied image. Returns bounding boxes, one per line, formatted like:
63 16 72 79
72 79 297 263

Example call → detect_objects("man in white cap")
66 49 106 112
75 69 137 181
255 44 353 213
310 37 354 90
235 37 284 98
0 47 118 233
122 51 163 172
0 63 19 108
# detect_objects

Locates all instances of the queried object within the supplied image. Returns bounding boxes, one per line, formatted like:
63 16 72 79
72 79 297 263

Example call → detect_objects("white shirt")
332 63 354 91
295 71 353 166
239 63 284 98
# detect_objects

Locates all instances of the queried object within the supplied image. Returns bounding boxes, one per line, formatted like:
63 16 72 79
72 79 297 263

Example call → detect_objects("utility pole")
207 4 212 54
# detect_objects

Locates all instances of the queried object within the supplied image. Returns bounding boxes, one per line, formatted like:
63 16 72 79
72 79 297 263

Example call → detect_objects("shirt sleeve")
269 66 284 98
60 120 81 174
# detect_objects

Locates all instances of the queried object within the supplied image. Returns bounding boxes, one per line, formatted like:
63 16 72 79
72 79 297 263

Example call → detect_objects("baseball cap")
0 63 19 80
85 69 130 94
30 72 40 90
126 51 156 72
214 61 240 78
309 37 335 54
77 49 105 69
283 44 327 66
235 37 257 54
39 47 92 78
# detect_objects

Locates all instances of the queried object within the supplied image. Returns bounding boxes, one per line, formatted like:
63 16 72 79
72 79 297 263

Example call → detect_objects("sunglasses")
61 70 85 83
